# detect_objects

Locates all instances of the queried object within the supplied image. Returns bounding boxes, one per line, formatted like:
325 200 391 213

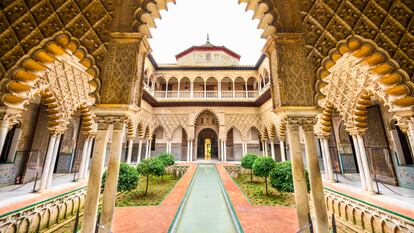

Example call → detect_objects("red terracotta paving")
113 163 197 233
216 164 299 233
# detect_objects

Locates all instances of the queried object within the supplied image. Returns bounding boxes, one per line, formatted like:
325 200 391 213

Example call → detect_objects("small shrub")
158 153 175 167
252 156 276 195
269 161 310 193
101 163 139 193
241 153 257 182
136 158 165 195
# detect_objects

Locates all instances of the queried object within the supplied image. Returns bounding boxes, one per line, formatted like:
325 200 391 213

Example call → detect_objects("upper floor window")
206 53 211 61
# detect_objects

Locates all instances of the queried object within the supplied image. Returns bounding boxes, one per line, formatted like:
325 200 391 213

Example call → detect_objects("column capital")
346 127 366 137
301 117 317 132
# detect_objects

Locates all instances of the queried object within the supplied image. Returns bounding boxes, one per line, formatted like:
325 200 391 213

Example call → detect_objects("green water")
175 164 238 233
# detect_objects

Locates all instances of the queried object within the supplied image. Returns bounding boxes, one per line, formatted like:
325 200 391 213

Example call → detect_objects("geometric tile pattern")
302 0 414 79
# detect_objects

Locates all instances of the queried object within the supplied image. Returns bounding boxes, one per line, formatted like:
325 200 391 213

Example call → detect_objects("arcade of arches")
0 1 414 233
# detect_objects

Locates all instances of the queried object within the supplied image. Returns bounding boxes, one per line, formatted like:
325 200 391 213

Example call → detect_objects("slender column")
46 134 62 189
165 80 168 98
187 140 190 162
232 81 235 98
224 140 227 162
126 138 133 164
245 81 248 98
280 140 286 161
38 134 57 192
261 141 265 156
406 119 414 157
137 140 143 163
0 120 10 158
321 137 335 182
220 140 224 162
302 123 329 233
218 81 222 98
204 81 206 98
6 127 22 162
264 141 269 156
356 134 375 194
190 81 194 98
270 141 275 160
100 121 126 232
78 137 90 180
241 142 245 157
82 124 110 233
177 81 181 98
286 119 310 231
83 137 93 179
351 135 367 190
244 142 248 155
145 140 149 159
189 140 193 162
148 140 152 158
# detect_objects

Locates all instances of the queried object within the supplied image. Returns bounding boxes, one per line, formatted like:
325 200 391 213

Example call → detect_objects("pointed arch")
192 108 222 125
0 32 98 131
315 35 414 135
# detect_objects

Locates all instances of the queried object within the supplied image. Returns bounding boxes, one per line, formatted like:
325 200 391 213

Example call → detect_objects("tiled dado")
0 187 87 233
325 188 414 233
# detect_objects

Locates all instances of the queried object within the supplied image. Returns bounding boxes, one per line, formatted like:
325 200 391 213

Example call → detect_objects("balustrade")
150 90 262 100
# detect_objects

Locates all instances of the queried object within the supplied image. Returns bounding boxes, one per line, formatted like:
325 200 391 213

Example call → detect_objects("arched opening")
195 110 220 160
246 127 261 156
246 77 257 98
152 127 166 157
227 127 243 161
206 77 218 98
170 126 188 161
179 77 191 98
0 124 22 165
221 77 233 98
197 128 218 160
193 77 204 98
390 120 413 166
167 77 179 98
154 77 167 98
234 77 246 98
263 69 270 86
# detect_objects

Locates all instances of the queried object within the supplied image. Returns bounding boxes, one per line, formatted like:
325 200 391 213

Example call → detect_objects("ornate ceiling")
303 0 414 80
0 0 413 93
0 0 114 79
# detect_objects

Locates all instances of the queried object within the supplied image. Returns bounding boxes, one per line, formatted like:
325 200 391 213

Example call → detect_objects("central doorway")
197 128 218 160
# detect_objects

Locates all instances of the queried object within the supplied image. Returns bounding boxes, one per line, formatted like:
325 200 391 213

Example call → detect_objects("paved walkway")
216 164 299 233
113 163 197 233
0 173 87 215
323 173 414 219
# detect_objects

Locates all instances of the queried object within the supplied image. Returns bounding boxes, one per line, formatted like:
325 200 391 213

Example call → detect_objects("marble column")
82 124 110 233
145 140 149 159
137 140 143 163
261 141 265 156
286 120 310 231
38 134 58 192
148 140 152 158
351 135 367 190
270 141 275 160
6 127 22 162
100 121 126 232
280 140 286 161
78 136 90 180
224 140 227 162
321 137 335 182
241 142 246 157
126 138 133 164
187 140 190 162
46 134 62 189
0 120 9 157
83 137 94 179
302 123 329 233
356 134 375 194
264 141 269 156
406 119 414 157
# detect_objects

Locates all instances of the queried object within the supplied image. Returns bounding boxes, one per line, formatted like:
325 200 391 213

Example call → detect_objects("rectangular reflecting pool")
172 164 241 233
